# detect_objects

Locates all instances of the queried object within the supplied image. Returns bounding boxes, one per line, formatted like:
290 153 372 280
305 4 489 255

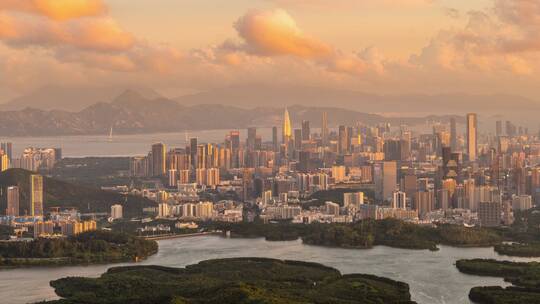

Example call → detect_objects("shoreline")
1 236 538 304
141 231 221 241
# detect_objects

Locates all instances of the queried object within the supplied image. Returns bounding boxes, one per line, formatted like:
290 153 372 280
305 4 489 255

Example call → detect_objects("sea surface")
0 236 538 304
3 129 277 157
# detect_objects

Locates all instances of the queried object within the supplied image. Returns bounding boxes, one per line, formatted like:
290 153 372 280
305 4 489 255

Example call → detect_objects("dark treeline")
0 230 157 267
456 259 540 304
210 218 502 251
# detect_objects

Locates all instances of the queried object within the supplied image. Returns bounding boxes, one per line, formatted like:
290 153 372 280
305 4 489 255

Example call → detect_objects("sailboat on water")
108 126 113 142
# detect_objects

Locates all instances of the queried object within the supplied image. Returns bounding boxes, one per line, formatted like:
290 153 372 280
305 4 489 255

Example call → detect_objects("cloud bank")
0 0 106 20
0 0 539 100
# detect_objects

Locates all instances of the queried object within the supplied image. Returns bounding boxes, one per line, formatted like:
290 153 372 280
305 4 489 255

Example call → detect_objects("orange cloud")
267 0 434 10
234 9 332 58
0 14 134 52
0 0 106 20
69 18 135 52
493 0 540 53
229 9 387 76
53 43 184 74
0 0 184 74
411 1 540 75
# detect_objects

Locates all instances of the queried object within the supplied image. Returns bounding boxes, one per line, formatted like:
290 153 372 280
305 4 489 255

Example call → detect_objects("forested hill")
45 257 416 304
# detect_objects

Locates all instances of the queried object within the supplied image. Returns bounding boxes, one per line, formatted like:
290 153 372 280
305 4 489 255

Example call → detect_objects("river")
1 236 538 304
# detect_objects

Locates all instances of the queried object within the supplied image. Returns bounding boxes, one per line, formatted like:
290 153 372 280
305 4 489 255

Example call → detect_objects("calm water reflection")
1 236 538 304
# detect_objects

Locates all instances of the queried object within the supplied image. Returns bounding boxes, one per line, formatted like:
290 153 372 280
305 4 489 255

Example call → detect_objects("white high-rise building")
111 204 123 219
158 203 170 217
392 191 407 210
262 190 273 205
168 169 178 187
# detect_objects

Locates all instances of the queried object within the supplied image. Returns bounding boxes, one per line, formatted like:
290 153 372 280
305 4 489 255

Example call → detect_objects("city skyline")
1 0 540 104
1 2 540 304
0 108 539 303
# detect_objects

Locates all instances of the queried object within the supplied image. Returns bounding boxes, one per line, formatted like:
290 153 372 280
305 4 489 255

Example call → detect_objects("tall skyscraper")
294 129 302 150
298 151 310 172
282 108 292 144
464 178 476 211
152 143 166 176
247 127 257 151
495 121 502 137
478 201 501 227
229 130 241 168
190 138 198 168
0 153 8 172
196 145 206 169
392 191 407 209
415 190 434 219
321 111 328 145
30 174 43 217
6 186 19 216
450 118 457 151
1 142 12 162
272 126 278 152
384 139 401 161
347 125 353 143
375 161 397 202
383 161 397 202
301 120 310 141
466 113 477 162
168 169 178 187
437 189 450 211
111 204 123 219
506 121 515 136
338 125 348 154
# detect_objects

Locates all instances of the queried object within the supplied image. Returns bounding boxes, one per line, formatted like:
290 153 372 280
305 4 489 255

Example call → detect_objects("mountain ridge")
0 86 162 112
0 91 465 136
175 84 540 114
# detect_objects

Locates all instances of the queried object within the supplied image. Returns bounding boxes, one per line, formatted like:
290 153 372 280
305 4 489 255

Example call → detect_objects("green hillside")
45 257 416 304
0 230 157 267
0 168 155 218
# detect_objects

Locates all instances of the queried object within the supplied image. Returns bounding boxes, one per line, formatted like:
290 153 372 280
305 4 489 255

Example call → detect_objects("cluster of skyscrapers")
125 109 539 227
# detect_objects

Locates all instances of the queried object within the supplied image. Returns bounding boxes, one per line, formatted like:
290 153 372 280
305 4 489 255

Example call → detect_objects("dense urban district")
1 109 540 303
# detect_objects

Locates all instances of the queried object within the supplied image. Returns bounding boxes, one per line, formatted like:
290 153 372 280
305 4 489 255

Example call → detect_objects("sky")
0 0 539 102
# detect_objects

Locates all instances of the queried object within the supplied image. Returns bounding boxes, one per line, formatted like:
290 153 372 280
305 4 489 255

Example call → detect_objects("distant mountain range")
0 90 464 136
0 84 538 136
175 84 540 115
4 84 539 115
0 86 162 112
